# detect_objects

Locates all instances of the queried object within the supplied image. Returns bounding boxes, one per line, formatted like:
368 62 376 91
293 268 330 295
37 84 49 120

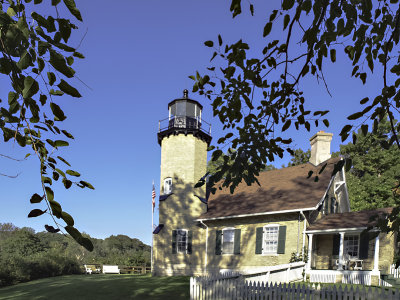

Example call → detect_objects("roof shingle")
307 208 393 231
199 157 341 220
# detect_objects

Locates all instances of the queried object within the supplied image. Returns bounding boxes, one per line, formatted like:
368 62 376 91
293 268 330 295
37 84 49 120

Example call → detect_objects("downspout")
297 212 301 255
300 210 307 261
200 220 208 274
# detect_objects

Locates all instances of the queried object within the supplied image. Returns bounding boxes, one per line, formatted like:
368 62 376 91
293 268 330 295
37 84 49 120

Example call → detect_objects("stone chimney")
309 131 333 165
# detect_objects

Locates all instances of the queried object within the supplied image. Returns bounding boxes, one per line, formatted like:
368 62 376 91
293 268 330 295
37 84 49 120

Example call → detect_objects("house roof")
199 157 341 220
307 208 393 231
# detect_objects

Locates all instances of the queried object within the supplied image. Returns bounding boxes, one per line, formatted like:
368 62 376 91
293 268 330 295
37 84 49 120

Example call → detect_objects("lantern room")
157 90 211 145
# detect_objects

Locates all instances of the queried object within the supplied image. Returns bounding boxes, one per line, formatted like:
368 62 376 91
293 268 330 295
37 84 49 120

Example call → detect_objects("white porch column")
373 233 380 273
338 232 345 270
306 234 313 270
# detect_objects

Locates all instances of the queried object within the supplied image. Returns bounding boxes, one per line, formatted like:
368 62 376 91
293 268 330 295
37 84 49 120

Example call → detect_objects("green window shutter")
215 230 222 255
277 225 287 254
332 234 340 256
172 230 177 254
359 232 369 259
187 230 193 254
255 227 263 254
234 229 241 255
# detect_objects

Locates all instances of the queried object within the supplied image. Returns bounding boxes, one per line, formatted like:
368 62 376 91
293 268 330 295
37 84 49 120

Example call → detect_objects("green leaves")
57 79 81 97
66 169 80 177
263 22 272 37
50 102 66 121
49 50 75 78
63 0 83 21
45 186 54 202
65 226 93 251
47 72 56 86
0 0 93 254
61 211 74 226
17 51 33 70
54 140 69 147
28 209 47 218
204 41 214 47
22 76 39 99
79 180 94 189
339 125 352 142
45 224 60 233
330 49 336 63
282 120 291 132
283 15 290 30
282 0 295 10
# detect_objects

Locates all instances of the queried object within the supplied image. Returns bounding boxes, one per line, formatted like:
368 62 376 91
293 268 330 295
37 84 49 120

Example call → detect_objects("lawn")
0 274 189 300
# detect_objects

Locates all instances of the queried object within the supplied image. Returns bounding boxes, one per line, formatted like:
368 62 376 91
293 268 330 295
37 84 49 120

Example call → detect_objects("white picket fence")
190 280 399 300
390 264 400 278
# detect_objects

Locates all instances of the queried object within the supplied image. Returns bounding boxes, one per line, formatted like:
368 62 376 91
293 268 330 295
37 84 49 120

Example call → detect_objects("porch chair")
353 259 363 270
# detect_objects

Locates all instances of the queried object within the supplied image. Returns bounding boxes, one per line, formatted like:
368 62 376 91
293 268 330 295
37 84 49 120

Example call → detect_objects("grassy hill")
0 274 189 300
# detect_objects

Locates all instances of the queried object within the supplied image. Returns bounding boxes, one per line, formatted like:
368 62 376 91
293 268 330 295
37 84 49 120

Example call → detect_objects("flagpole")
151 180 154 275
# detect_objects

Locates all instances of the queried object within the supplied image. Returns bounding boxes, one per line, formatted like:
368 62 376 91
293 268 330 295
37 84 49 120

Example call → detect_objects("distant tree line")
0 223 150 286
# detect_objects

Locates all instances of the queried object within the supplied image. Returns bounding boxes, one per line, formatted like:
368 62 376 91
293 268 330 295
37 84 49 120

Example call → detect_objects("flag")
152 182 156 213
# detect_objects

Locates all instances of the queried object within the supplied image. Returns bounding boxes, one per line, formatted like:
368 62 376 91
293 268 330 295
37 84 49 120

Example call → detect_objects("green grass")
0 274 189 300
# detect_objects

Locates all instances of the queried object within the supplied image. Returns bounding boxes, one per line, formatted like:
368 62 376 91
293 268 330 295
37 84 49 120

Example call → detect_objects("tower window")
164 178 172 194
176 229 188 253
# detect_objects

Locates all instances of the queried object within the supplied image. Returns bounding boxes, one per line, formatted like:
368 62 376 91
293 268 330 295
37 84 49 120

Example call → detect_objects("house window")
263 225 279 254
222 228 235 254
176 229 188 253
164 178 172 194
344 235 359 258
215 228 241 255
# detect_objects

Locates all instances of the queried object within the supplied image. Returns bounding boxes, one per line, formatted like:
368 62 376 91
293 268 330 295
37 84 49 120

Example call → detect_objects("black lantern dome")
158 90 212 145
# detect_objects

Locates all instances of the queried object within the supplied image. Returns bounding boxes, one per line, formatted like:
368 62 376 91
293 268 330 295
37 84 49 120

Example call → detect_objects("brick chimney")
309 131 333 166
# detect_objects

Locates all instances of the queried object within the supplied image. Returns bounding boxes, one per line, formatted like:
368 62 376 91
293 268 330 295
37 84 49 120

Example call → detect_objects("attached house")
152 92 397 285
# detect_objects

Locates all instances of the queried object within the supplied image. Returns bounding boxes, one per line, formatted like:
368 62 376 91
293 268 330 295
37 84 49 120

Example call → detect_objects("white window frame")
262 224 280 255
222 227 235 255
176 229 188 254
344 234 360 259
164 177 172 194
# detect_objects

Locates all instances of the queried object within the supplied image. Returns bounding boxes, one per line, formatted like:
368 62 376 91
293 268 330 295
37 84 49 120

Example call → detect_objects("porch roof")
306 208 393 233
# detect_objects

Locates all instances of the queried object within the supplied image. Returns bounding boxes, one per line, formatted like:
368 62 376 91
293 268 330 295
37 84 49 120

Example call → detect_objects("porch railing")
308 270 373 285
390 264 400 278
342 272 371 285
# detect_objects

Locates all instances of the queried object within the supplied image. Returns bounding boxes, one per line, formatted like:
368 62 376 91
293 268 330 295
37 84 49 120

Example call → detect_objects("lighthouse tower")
153 90 212 276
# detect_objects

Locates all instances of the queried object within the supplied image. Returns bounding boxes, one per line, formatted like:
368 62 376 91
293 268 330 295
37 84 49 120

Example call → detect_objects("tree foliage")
341 117 400 211
192 0 400 198
287 148 311 167
0 223 151 286
0 0 93 250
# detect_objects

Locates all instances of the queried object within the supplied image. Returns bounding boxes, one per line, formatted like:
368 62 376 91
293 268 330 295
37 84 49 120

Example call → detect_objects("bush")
0 250 82 287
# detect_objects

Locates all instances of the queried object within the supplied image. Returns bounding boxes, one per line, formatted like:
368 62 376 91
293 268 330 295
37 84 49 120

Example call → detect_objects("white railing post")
307 234 313 270
373 233 380 274
338 232 345 270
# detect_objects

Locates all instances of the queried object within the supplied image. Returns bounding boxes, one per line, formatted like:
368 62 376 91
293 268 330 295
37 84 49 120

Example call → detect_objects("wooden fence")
190 279 399 300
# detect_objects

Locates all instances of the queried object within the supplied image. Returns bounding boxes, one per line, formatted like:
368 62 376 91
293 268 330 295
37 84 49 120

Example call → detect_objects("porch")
305 229 382 284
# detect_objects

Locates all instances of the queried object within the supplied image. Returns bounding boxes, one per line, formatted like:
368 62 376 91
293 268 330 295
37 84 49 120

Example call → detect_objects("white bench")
84 265 92 274
102 265 120 274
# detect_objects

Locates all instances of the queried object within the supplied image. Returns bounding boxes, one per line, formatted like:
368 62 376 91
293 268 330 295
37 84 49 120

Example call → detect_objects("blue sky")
0 1 386 245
